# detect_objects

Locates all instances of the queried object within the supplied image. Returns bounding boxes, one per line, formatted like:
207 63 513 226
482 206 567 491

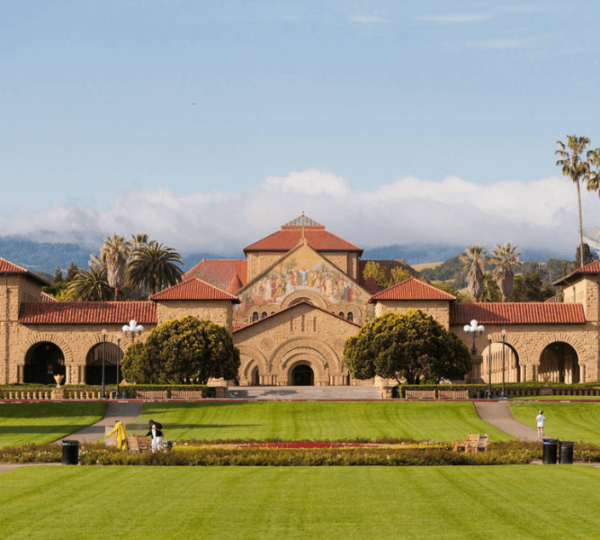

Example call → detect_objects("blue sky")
1 1 600 256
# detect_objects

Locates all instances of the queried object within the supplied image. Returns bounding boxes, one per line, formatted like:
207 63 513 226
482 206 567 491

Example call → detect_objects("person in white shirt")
536 411 546 438
145 419 163 452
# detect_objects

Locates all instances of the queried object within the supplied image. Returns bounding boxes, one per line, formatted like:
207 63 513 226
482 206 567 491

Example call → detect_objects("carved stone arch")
280 290 327 310
488 331 526 364
20 333 74 364
332 302 363 319
82 334 125 362
237 345 269 382
269 338 342 373
282 351 328 385
531 332 586 366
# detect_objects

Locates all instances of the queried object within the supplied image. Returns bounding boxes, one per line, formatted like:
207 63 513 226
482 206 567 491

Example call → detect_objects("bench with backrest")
127 435 150 454
405 390 437 400
438 390 469 400
137 390 167 399
170 390 203 399
454 433 488 453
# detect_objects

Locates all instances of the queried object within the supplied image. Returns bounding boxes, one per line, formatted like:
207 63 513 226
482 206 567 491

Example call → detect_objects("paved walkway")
53 402 144 444
227 386 382 400
474 400 547 442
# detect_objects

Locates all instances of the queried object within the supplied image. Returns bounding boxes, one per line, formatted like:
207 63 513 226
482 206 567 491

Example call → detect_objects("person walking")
146 419 164 452
536 410 546 438
106 419 128 451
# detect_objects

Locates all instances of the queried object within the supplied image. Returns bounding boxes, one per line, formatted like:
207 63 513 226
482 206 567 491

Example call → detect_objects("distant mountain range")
0 235 573 276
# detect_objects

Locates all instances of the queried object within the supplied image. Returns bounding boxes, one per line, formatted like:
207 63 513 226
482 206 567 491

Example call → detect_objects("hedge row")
396 383 600 398
0 384 215 399
0 440 543 466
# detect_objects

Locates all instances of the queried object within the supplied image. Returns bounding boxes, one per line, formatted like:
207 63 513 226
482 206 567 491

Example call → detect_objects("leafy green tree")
65 261 79 282
481 271 502 302
101 234 131 301
127 241 183 295
362 262 411 290
343 310 472 385
556 136 594 269
490 243 523 302
67 267 113 301
458 245 488 301
573 243 598 270
508 271 555 302
121 316 240 384
52 265 64 285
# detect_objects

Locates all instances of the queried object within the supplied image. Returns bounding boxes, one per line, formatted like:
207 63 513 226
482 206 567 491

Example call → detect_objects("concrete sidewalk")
474 400 548 442
53 402 144 444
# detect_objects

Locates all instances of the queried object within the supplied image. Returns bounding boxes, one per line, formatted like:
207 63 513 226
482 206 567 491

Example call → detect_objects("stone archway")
539 342 580 384
85 342 122 386
480 341 521 384
291 363 314 386
238 345 269 386
24 342 66 385
280 290 327 310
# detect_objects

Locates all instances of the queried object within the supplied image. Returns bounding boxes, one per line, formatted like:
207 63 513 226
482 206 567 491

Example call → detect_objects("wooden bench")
137 390 167 399
438 390 469 400
127 435 150 454
405 390 437 400
171 390 203 399
455 433 489 453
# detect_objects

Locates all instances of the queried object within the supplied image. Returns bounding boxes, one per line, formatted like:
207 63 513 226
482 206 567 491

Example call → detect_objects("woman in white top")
536 410 546 438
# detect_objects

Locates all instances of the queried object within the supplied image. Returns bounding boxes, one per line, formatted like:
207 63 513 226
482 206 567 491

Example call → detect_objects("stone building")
1 214 599 387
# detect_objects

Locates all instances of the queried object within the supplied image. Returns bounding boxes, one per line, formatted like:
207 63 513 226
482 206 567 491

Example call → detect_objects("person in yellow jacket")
106 420 128 451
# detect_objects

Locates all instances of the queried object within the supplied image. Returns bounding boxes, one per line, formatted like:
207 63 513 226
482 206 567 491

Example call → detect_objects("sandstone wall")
374 300 451 329
156 300 233 332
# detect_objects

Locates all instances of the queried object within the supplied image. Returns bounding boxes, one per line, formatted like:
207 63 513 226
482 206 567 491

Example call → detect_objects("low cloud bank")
1 169 595 257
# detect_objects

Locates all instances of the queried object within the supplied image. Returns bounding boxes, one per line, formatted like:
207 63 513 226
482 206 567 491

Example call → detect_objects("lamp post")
464 319 485 355
123 320 144 386
487 334 492 399
501 329 507 399
116 332 121 398
101 328 108 399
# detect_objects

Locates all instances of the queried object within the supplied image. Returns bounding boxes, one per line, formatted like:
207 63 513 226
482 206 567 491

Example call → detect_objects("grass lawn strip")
130 401 511 442
509 402 600 445
1 465 599 539
0 403 107 448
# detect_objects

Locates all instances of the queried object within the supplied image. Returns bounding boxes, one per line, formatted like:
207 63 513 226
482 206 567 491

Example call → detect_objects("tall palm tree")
127 241 183 295
490 243 523 302
67 268 113 301
130 233 149 249
556 136 592 269
88 252 107 271
101 234 131 301
459 245 488 302
586 148 600 198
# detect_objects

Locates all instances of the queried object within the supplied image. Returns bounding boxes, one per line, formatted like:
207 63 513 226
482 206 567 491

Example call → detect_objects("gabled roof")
41 292 59 303
233 300 361 333
244 217 362 254
0 257 50 286
19 302 157 325
369 277 456 302
450 302 585 325
226 274 244 294
150 278 240 303
553 260 600 286
183 259 248 291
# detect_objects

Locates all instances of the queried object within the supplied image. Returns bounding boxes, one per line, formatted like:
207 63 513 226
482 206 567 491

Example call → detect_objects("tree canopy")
343 309 472 385
121 316 240 384
362 261 412 290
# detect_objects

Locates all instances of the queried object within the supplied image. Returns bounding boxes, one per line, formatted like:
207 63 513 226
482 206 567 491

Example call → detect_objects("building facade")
1 214 599 387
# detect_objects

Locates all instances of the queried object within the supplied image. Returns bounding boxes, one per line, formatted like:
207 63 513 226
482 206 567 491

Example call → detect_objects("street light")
464 319 485 355
487 334 492 399
116 332 121 398
123 320 144 388
501 329 507 399
101 328 108 399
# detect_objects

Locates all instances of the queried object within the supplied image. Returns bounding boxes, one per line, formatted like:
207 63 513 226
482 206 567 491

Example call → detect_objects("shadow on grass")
0 424 94 435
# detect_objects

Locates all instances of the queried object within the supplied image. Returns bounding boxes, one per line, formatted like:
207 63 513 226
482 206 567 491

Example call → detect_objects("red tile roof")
233 300 361 333
370 277 455 302
363 275 380 294
150 278 240 302
19 302 157 325
184 259 247 291
244 229 363 254
450 303 585 325
226 274 244 294
553 260 600 286
0 257 50 286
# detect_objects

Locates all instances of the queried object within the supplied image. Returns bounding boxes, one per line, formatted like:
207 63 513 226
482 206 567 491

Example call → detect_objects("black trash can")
542 439 559 464
475 390 484 399
559 441 574 464
62 440 79 465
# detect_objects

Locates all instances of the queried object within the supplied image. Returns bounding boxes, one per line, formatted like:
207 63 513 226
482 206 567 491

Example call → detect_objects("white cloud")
414 13 492 24
0 169 595 258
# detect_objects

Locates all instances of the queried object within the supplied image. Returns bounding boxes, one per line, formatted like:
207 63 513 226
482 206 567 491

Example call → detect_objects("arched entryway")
85 342 122 386
251 366 260 386
539 342 580 384
292 364 314 386
24 342 66 385
481 342 521 383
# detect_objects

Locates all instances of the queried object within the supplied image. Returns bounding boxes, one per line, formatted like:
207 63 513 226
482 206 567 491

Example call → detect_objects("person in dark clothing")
146 419 164 452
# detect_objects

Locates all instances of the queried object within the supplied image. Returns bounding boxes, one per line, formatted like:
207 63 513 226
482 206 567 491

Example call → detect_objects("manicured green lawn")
130 401 512 442
510 402 600 444
2 465 600 539
0 403 106 448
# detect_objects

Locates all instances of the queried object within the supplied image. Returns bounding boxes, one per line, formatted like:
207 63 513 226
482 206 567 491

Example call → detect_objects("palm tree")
459 245 488 301
127 241 183 295
586 148 600 198
88 252 107 271
130 233 149 249
101 234 131 301
490 243 523 302
67 268 113 301
556 136 593 269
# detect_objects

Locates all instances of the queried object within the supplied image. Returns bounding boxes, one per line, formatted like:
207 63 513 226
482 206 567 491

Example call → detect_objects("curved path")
474 401 549 442
54 402 144 444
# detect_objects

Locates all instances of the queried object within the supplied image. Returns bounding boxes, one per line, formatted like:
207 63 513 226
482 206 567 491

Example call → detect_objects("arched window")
261 312 268 319
347 312 354 322
252 312 259 323
338 312 345 318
